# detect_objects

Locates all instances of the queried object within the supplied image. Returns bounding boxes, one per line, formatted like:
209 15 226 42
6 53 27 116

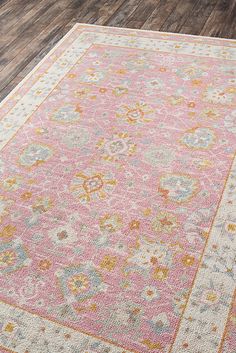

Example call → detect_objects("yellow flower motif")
143 208 152 216
2 176 22 191
35 127 47 135
70 170 116 203
201 108 219 120
32 197 53 213
201 230 209 239
90 303 97 311
188 101 196 108
116 102 153 124
153 267 169 281
99 214 122 233
0 250 16 267
226 222 236 234
194 159 213 170
67 73 76 79
99 88 107 93
181 255 195 266
112 86 128 96
227 87 236 94
100 255 117 271
0 225 16 240
39 259 52 270
129 220 140 230
21 191 32 200
142 339 162 350
68 274 89 294
115 69 127 75
74 88 91 98
202 290 219 304
191 79 202 86
152 211 178 234
168 95 184 106
4 322 15 333
0 195 13 222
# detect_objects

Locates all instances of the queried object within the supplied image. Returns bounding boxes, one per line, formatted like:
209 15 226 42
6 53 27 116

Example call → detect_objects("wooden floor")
0 0 236 101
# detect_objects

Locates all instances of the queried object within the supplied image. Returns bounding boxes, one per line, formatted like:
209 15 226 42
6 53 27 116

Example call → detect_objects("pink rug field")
0 24 235 353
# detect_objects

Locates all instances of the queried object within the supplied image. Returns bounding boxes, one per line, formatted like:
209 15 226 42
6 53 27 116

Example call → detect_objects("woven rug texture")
0 24 235 353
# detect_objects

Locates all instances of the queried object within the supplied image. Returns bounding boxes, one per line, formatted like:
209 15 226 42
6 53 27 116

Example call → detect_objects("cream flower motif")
48 224 77 245
168 95 184 106
112 86 128 96
70 169 116 203
0 250 16 267
99 214 122 233
143 145 175 167
201 289 220 305
19 143 53 167
180 127 216 150
74 87 91 98
141 286 159 301
62 127 90 149
0 241 30 275
1 176 23 191
32 197 53 214
80 69 104 83
149 312 170 334
0 159 5 175
184 208 212 243
51 105 82 124
152 211 178 234
101 300 143 334
172 289 188 315
201 108 219 120
0 196 13 222
146 78 163 91
203 85 235 105
57 263 105 303
127 237 173 270
224 110 236 134
174 64 207 80
159 174 199 203
116 102 153 124
96 133 136 162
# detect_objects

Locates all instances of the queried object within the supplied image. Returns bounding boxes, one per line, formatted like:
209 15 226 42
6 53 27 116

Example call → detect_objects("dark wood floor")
0 0 236 101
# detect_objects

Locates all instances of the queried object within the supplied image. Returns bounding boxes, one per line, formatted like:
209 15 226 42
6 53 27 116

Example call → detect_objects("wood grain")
0 0 235 101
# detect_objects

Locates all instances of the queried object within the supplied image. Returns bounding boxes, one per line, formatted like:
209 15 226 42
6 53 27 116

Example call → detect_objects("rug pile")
0 24 235 353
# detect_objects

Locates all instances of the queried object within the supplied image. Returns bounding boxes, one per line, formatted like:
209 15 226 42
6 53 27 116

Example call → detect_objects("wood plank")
73 0 126 25
0 7 74 95
0 0 65 67
0 0 37 31
0 0 47 39
123 0 160 29
200 0 236 37
105 0 142 27
222 0 236 38
180 0 218 35
160 0 198 33
141 0 179 30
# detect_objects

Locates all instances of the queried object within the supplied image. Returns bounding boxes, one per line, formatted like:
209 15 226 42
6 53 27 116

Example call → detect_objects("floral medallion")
158 174 199 203
19 143 53 167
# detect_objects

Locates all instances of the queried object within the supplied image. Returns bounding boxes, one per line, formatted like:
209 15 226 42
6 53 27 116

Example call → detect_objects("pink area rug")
0 24 235 353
